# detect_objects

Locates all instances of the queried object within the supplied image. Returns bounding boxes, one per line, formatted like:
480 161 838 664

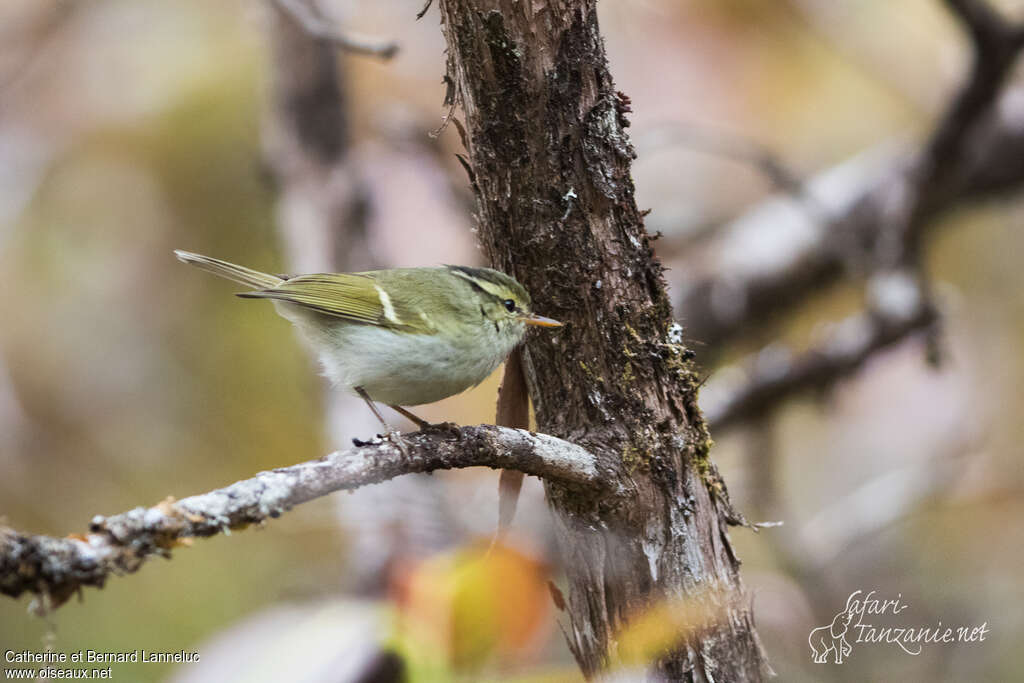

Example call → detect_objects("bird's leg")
354 386 410 457
354 386 391 429
389 404 461 436
387 405 432 430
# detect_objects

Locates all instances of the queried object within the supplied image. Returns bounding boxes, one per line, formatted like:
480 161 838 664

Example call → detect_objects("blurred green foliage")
0 14 343 681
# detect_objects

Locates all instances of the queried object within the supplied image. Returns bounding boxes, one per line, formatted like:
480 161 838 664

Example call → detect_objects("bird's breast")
313 322 520 406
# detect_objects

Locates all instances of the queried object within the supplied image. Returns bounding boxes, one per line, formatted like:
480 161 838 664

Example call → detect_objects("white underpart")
274 301 524 406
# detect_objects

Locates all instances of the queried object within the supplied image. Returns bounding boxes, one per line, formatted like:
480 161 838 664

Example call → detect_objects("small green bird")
174 250 561 433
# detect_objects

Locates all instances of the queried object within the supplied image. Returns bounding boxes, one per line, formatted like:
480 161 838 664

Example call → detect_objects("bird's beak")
522 314 563 328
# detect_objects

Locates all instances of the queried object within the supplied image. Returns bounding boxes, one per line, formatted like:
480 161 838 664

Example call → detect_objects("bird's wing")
237 273 434 333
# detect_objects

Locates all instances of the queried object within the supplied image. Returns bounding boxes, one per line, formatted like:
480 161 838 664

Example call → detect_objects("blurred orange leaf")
391 541 550 672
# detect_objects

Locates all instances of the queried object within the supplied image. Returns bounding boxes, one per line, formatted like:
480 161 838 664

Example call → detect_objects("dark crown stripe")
445 265 507 296
445 265 505 286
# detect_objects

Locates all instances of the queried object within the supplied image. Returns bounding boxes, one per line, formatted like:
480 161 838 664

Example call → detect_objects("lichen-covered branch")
0 425 599 610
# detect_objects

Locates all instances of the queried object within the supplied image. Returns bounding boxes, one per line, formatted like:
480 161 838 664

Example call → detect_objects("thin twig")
416 0 434 20
271 0 399 59
0 425 600 609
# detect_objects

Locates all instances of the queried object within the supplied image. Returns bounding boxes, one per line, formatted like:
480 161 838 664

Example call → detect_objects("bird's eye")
503 299 516 312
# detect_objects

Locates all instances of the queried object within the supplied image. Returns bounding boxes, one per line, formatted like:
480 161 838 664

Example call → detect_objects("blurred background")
1 0 1022 681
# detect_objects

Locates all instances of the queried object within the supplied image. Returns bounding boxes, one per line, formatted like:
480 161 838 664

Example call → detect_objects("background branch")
637 122 810 202
270 0 398 60
704 271 938 430
0 425 598 610
677 1 1024 357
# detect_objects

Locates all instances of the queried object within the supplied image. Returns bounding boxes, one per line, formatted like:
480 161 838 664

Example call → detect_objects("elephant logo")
808 591 859 664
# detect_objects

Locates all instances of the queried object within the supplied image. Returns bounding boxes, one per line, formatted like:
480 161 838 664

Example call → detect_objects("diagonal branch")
0 425 600 610
942 0 1024 52
704 272 938 431
270 0 399 60
677 0 1024 355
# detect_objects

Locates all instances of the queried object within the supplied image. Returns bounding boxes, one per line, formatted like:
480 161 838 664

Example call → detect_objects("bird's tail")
174 250 283 289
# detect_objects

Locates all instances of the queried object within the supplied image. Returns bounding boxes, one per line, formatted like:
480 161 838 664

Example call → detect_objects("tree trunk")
436 2 769 679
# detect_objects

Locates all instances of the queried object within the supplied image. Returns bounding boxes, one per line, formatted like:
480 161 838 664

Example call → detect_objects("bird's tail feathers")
174 250 283 289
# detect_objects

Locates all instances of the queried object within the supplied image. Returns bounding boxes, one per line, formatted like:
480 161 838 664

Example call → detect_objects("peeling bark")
435 1 768 678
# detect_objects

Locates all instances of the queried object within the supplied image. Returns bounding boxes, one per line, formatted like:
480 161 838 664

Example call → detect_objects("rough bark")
435 2 768 679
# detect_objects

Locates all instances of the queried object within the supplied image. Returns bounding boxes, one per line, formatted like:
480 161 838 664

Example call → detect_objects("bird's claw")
384 429 412 458
423 421 462 438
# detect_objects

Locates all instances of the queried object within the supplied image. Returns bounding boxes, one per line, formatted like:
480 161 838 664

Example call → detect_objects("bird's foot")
384 429 413 458
387 404 457 433
422 421 462 438
351 430 412 458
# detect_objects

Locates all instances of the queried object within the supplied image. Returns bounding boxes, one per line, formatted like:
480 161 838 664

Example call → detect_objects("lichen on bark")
436 0 769 679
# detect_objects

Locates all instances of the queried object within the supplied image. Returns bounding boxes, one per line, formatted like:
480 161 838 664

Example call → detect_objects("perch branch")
270 0 398 59
0 425 599 609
